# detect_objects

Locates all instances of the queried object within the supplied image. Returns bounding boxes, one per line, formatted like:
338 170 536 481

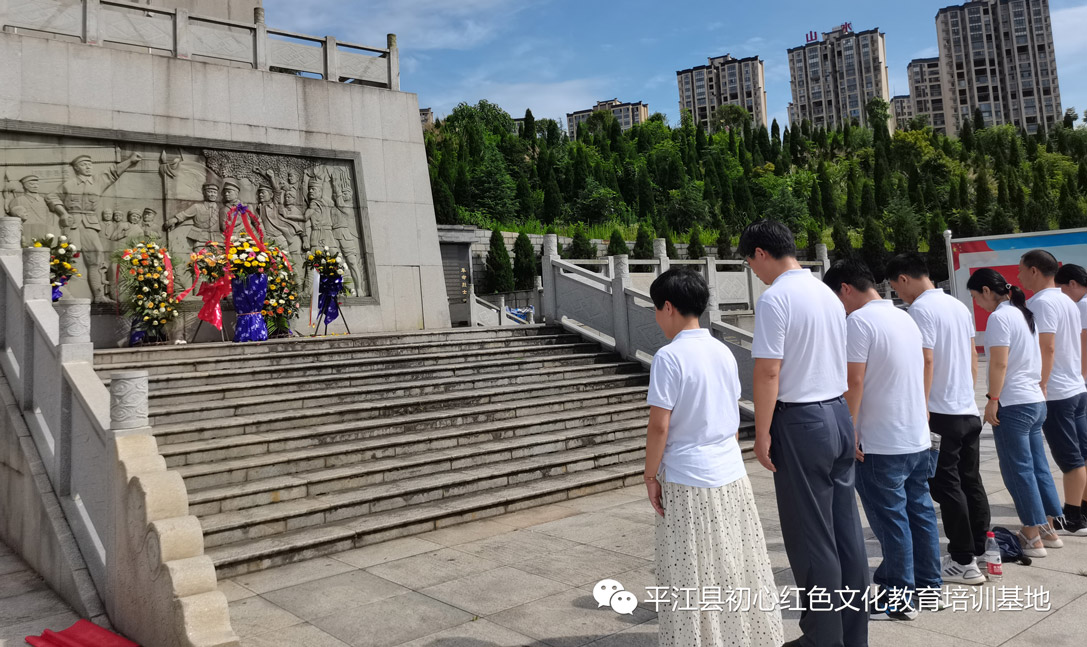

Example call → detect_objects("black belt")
775 396 843 411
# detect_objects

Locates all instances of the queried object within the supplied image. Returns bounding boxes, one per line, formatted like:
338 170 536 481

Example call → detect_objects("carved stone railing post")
497 294 508 327
387 34 400 91
56 298 93 357
174 9 191 60
110 371 150 434
943 229 956 299
84 0 101 46
23 246 51 301
253 7 267 70
533 275 543 321
815 243 830 273
702 256 720 326
0 216 21 251
324 36 339 82
0 217 22 353
467 282 479 327
541 234 558 324
20 247 50 409
653 238 669 276
611 255 632 360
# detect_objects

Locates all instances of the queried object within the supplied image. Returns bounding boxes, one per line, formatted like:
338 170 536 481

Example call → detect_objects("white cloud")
428 78 607 124
911 46 940 60
262 0 528 51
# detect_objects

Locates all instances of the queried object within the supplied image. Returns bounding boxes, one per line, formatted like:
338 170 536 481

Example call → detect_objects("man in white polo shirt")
741 220 869 647
1019 250 1087 536
825 259 942 619
887 253 989 585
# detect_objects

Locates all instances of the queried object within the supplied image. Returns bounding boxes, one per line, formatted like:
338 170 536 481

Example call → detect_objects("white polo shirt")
1078 295 1087 331
984 301 1044 406
647 328 746 488
906 289 979 416
752 269 848 403
1027 287 1087 402
846 300 929 455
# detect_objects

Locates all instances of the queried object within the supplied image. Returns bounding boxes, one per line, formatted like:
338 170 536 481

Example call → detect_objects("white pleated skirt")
655 475 784 647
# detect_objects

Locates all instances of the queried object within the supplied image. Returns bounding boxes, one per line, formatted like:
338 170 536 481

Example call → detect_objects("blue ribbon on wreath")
316 275 343 326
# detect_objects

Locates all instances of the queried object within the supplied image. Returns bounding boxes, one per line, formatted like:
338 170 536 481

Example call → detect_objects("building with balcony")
566 99 649 139
676 54 768 130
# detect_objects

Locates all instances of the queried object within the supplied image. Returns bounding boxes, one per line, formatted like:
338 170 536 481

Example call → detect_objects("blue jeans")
855 450 942 605
993 402 1064 526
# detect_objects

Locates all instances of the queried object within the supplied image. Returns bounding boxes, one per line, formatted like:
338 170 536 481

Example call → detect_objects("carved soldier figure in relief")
104 210 124 242
141 208 158 234
123 210 146 242
166 182 222 251
7 174 54 241
331 184 365 296
46 153 142 302
305 180 335 250
258 170 305 269
218 179 247 231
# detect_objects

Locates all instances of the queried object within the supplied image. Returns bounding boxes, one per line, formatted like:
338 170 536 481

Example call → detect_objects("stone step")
207 439 755 578
148 374 650 431
167 400 650 485
92 325 556 365
186 418 649 517
198 438 648 548
156 386 650 453
100 339 600 387
147 351 622 404
148 361 645 422
96 333 583 376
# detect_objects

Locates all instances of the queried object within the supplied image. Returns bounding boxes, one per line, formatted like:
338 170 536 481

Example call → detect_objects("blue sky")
264 0 1087 130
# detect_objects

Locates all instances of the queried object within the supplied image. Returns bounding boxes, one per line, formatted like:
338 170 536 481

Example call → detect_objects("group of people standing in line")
642 218 1087 647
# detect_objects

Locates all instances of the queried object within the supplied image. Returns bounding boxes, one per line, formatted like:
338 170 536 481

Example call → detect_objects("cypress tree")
512 232 536 291
688 225 706 259
433 178 458 225
483 229 515 294
607 228 630 257
819 162 836 224
515 175 535 220
520 109 536 145
861 181 877 221
715 229 732 259
1020 200 1049 233
832 221 853 260
542 177 563 224
926 213 949 283
568 225 597 259
975 167 993 223
665 230 679 259
1058 182 1087 229
861 217 888 282
989 206 1015 235
808 181 824 224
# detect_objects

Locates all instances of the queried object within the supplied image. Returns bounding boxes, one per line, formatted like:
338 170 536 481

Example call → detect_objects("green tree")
808 180 824 224
687 225 706 259
483 229 515 294
520 109 536 145
715 229 732 259
926 213 949 283
542 177 563 224
974 167 993 224
663 183 710 232
832 221 853 260
631 224 655 271
989 206 1015 235
861 217 888 282
432 178 458 225
607 228 631 256
1058 182 1087 229
861 181 878 220
512 232 536 291
567 225 598 260
818 162 836 224
885 197 920 253
1020 200 1049 233
665 230 679 259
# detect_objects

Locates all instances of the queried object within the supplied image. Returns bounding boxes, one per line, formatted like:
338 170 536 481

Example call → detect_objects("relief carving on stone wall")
1 134 371 303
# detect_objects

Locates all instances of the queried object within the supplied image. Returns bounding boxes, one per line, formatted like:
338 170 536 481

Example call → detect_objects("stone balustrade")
0 0 398 89
0 216 237 646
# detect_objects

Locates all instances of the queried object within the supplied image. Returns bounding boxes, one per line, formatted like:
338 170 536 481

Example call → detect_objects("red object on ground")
25 620 139 647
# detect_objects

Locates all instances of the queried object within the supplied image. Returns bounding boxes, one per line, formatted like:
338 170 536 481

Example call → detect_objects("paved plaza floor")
0 542 79 646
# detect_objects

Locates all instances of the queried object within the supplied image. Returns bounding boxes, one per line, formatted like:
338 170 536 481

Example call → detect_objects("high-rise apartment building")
566 99 649 139
906 57 947 132
676 55 769 130
892 95 914 130
935 0 1061 134
787 23 892 130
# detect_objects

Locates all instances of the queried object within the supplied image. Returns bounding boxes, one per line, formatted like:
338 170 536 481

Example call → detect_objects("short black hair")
736 219 796 260
1020 249 1059 277
823 259 877 294
884 252 930 281
649 268 709 317
1055 263 1087 286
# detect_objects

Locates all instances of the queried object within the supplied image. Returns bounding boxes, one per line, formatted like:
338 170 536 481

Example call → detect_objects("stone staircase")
92 327 654 577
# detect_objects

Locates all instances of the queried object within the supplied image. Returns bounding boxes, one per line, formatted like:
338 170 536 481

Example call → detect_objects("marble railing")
0 216 237 647
0 0 398 89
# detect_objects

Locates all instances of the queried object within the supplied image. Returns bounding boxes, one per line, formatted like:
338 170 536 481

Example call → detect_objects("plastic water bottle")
984 531 1003 581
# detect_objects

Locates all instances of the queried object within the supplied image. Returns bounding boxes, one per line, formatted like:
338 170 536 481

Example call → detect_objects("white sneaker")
941 555 986 585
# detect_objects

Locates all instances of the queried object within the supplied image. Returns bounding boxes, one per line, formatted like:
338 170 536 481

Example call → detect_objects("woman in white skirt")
645 269 784 647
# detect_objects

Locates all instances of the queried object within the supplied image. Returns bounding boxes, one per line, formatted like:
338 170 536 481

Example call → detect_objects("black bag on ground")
991 526 1032 566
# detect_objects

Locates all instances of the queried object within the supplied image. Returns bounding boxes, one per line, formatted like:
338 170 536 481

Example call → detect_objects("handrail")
551 258 612 287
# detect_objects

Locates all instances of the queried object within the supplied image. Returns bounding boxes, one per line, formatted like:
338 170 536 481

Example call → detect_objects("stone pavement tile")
0 611 82 645
905 567 1087 645
595 500 657 527
262 570 411 621
998 590 1087 646
0 589 75 627
606 566 662 613
0 552 26 577
582 618 657 647
1026 537 1087 577
310 591 473 647
530 514 655 560
241 622 352 647
415 520 512 547
491 504 580 530
420 566 570 616
227 596 305 638
455 530 582 566
0 569 49 600
487 587 655 647
561 489 642 513
514 544 651 587
217 579 256 603
231 556 356 594
334 537 445 569
394 618 546 647
868 622 989 646
365 547 501 590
